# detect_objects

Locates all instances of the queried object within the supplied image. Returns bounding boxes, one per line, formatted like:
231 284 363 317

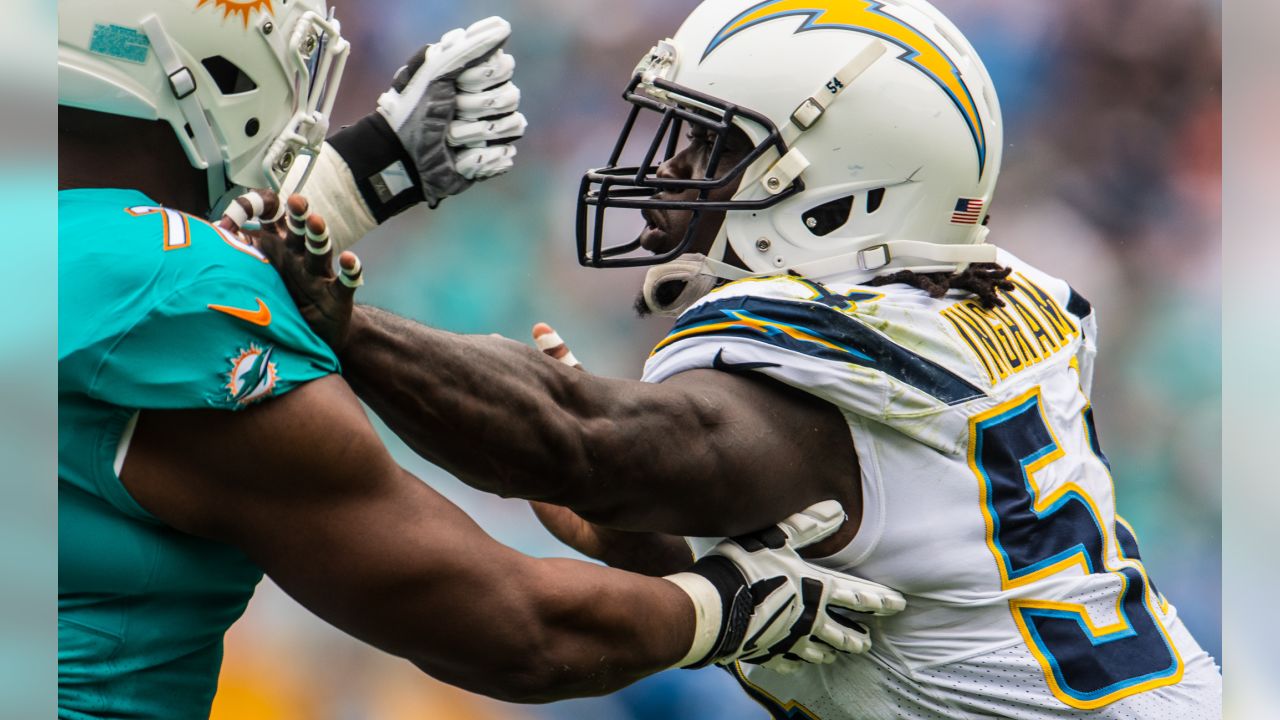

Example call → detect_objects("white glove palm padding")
376 17 527 204
667 501 906 672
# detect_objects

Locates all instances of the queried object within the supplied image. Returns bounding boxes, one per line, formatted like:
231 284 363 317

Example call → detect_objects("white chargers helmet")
59 0 349 211
578 0 1003 285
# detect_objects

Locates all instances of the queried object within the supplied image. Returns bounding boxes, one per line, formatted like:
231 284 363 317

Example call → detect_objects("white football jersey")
642 250 1220 719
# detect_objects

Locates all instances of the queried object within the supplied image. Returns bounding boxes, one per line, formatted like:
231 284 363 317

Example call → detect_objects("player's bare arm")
356 308 857 539
261 233 859 544
120 374 692 702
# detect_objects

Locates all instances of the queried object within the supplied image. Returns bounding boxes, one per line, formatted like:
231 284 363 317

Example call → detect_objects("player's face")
636 125 753 257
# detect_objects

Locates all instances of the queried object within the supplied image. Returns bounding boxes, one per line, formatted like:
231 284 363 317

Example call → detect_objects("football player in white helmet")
58 1 904 717
265 0 1221 717
577 0 1003 314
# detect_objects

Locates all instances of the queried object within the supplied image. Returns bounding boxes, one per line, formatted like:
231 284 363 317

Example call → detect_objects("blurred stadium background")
209 1 1222 718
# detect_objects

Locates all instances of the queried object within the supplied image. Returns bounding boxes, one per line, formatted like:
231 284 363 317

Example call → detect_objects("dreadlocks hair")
866 263 1016 310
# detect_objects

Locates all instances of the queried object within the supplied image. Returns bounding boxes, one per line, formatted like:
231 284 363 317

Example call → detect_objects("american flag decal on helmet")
951 198 984 225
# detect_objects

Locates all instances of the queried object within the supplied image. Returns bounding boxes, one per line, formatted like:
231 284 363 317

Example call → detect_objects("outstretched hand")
221 190 362 353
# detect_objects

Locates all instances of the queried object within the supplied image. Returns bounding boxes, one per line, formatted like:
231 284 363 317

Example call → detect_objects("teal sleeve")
88 273 340 411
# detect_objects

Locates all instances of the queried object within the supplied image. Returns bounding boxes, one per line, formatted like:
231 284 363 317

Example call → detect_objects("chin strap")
141 15 227 210
783 42 886 144
786 233 997 280
645 232 999 317
642 254 724 317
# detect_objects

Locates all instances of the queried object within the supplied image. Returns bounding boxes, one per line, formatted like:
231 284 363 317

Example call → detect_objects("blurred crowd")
210 1 1222 718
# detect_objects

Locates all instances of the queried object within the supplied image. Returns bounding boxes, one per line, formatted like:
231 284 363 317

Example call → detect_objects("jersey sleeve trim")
655 294 987 406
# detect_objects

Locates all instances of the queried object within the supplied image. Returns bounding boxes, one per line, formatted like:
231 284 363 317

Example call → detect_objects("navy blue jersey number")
969 388 1182 708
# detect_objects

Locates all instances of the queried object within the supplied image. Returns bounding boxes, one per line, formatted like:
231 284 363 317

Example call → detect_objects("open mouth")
639 209 673 252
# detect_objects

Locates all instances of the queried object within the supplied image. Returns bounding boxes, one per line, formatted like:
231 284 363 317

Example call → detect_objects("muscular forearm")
340 306 851 538
395 551 693 703
496 558 694 702
343 305 600 502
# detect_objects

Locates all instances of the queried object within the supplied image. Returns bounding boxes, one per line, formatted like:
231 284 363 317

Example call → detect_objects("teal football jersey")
58 189 340 719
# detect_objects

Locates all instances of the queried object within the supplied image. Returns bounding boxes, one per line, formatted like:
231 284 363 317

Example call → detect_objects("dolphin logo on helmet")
195 0 277 29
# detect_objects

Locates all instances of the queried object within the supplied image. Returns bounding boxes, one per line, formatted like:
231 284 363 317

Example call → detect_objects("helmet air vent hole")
801 195 854 237
866 188 886 214
201 56 258 95
654 279 687 308
245 118 260 137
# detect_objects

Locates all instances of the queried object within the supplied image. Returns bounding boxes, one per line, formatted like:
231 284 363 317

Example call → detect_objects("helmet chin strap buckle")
784 42 887 141
642 254 726 317
857 244 892 271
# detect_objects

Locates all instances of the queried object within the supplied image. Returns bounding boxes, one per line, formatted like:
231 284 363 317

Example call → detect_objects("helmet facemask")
576 61 803 269
262 9 349 200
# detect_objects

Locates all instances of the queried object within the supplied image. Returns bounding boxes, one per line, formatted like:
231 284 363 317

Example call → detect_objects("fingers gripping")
687 500 905 670
286 194 311 251
811 606 872 654
338 252 364 290
422 16 511 86
777 500 846 549
455 145 517 181
532 323 583 369
304 213 332 278
218 189 283 232
454 82 521 121
456 49 515 92
830 578 907 616
381 17 512 132
447 113 528 148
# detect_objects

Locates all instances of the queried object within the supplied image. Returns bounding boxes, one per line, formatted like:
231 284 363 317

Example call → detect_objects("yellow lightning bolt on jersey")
704 0 987 177
652 309 873 362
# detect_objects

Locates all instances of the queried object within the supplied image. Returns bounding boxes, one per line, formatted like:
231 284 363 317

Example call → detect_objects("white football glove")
377 16 526 200
665 501 905 673
312 17 527 252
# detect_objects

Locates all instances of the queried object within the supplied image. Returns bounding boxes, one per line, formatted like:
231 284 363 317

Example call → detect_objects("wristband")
663 572 722 669
326 112 428 220
301 144 379 253
665 556 751 669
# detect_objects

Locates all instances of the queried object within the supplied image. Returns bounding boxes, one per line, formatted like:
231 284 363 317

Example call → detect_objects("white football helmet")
578 0 1004 285
59 0 349 211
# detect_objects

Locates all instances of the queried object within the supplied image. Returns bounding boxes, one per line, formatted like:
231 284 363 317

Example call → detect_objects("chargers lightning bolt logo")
703 0 988 178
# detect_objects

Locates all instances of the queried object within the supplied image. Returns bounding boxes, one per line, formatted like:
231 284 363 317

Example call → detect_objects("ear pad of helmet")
642 255 722 317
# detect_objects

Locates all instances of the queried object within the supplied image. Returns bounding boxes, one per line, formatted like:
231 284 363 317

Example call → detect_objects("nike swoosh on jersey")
208 298 272 327
712 349 782 373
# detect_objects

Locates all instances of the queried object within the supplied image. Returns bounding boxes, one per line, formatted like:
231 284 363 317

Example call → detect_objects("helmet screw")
805 217 818 229
275 150 295 172
262 20 274 35
755 237 772 253
303 34 319 55
766 177 782 190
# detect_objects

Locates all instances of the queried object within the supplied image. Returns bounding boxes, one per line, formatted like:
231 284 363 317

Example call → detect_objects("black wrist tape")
326 112 425 223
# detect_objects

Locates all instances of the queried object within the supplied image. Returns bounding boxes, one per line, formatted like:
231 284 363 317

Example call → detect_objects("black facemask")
575 75 803 269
